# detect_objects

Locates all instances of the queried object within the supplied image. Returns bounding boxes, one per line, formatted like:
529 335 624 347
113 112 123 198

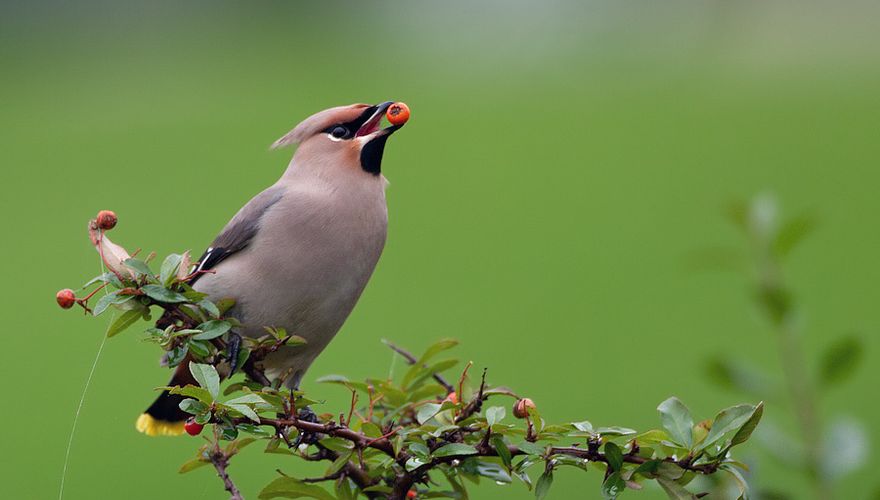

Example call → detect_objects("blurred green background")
2 1 878 498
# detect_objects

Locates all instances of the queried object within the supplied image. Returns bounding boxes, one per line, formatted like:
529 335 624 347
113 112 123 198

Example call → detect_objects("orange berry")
56 289 76 309
184 418 204 436
444 392 459 404
96 210 117 230
513 398 536 419
386 102 410 126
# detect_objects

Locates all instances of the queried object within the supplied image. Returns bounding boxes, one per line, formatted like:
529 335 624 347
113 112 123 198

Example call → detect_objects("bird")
136 101 407 436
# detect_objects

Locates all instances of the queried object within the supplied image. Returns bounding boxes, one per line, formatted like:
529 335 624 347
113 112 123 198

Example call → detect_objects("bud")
96 210 117 230
443 392 459 404
56 289 76 309
513 398 536 419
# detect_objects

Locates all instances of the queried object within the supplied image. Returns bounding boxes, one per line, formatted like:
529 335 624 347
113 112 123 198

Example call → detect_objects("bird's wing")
188 185 284 284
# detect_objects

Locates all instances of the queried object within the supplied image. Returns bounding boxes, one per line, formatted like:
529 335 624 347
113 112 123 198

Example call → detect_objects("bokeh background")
2 1 878 498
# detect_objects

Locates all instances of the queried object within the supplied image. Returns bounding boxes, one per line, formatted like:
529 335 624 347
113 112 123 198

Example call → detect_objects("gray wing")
188 185 284 284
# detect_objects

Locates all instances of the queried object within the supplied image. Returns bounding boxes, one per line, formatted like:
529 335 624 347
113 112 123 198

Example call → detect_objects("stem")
209 446 243 500
384 341 455 394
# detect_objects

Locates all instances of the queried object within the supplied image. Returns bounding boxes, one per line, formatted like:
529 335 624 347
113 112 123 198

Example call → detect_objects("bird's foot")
291 406 320 447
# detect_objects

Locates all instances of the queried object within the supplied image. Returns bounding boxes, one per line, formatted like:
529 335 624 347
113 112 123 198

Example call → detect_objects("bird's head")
273 102 406 177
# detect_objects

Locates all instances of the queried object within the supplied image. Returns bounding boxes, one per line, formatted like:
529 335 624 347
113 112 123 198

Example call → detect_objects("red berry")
513 398 536 419
386 102 410 126
96 210 117 230
406 490 417 499
184 419 204 436
56 289 76 309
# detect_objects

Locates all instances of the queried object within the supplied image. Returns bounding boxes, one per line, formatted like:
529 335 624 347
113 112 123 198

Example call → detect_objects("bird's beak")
355 101 402 139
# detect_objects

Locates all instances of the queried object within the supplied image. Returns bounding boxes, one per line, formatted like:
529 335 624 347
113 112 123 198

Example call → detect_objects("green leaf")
731 401 764 446
179 398 208 416
160 253 184 287
416 338 459 365
657 477 698 499
192 320 232 340
774 212 815 258
491 435 512 469
657 397 694 448
720 464 749 499
258 477 336 500
189 362 220 399
227 403 260 422
167 385 214 403
486 406 506 427
601 471 625 499
433 443 478 458
319 437 355 453
604 442 623 471
141 284 189 303
106 307 144 337
178 457 209 474
225 394 268 406
123 258 154 277
535 471 553 500
700 404 755 451
416 403 443 425
198 299 220 318
92 291 131 316
820 335 863 387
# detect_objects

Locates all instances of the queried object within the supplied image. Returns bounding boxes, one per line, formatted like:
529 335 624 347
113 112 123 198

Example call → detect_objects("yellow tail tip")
136 413 186 436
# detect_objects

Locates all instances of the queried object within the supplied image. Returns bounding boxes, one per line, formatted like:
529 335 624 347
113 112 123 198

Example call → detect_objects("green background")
1 1 878 498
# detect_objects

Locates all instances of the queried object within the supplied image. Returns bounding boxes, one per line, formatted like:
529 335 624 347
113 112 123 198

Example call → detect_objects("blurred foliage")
704 194 868 499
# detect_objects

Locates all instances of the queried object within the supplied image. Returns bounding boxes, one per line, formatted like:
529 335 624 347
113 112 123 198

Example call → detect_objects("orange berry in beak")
386 102 410 126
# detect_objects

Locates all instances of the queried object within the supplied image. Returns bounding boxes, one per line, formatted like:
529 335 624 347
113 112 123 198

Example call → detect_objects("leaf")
820 335 863 387
657 477 697 499
122 258 154 277
167 385 214 403
198 299 220 318
227 403 260 422
416 338 459 365
700 404 755 451
189 362 220 399
491 435 512 469
106 307 144 337
433 443 478 458
601 471 625 499
604 442 623 471
225 394 268 406
657 397 694 448
731 401 763 446
92 291 132 316
141 284 189 303
178 457 209 474
258 477 336 500
774 212 816 258
486 406 506 427
705 356 774 397
179 398 208 415
534 471 553 500
720 465 749 499
416 403 443 425
160 253 184 287
192 320 232 340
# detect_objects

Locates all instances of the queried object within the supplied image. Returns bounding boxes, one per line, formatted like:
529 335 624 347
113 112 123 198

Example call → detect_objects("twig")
384 341 455 394
208 446 243 500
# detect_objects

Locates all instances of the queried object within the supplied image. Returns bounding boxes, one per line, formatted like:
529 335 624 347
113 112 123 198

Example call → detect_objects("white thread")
59 244 114 500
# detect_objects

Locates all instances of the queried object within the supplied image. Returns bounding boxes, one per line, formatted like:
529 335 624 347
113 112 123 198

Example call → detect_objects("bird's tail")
135 359 197 436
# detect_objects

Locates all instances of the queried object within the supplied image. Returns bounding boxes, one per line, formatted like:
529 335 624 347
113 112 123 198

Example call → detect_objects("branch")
208 446 243 500
384 340 455 394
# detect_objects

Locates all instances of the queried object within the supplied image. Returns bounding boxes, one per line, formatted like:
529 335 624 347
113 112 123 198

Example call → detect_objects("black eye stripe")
321 106 379 140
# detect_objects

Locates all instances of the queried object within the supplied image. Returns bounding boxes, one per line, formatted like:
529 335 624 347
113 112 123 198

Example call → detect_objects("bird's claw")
291 406 320 447
227 332 242 374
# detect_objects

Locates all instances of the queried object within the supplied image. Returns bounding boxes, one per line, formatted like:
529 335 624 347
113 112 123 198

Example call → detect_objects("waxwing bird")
137 102 406 436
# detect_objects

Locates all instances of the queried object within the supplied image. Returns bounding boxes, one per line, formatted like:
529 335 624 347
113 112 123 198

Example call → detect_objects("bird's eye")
331 126 349 139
